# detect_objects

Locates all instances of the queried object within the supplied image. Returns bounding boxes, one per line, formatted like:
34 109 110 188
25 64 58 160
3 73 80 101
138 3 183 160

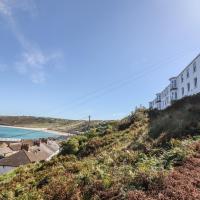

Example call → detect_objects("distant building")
149 54 200 110
0 150 35 174
0 139 59 174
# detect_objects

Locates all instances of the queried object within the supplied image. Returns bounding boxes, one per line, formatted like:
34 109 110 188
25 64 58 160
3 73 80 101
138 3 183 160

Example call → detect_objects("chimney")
21 144 29 151
34 140 40 147
41 138 48 144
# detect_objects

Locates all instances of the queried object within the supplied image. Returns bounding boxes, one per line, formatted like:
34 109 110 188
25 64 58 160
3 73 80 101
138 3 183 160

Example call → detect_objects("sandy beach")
0 125 72 137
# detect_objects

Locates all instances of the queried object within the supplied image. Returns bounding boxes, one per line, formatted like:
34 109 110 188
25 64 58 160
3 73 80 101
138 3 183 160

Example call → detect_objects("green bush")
61 135 88 155
118 108 148 131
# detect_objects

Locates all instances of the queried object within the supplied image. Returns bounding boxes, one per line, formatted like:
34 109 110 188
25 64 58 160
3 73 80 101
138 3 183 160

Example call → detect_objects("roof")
22 140 34 146
27 149 50 162
0 150 33 167
0 148 54 167
0 143 8 148
0 140 60 167
9 143 22 151
176 53 200 78
0 146 13 155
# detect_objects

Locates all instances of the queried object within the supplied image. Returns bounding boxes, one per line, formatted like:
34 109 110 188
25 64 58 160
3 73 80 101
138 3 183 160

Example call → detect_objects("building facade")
149 54 200 110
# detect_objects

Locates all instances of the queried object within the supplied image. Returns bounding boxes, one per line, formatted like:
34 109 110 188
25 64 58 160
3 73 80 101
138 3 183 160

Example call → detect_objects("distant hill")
0 94 200 199
0 116 102 134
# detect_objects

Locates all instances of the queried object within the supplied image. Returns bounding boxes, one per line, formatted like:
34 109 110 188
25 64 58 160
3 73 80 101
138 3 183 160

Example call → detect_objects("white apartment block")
149 54 200 110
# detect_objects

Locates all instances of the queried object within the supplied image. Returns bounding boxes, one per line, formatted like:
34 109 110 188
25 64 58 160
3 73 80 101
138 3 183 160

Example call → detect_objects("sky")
0 0 200 120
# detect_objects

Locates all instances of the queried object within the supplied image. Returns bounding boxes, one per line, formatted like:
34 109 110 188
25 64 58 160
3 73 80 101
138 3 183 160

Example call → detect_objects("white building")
149 54 200 110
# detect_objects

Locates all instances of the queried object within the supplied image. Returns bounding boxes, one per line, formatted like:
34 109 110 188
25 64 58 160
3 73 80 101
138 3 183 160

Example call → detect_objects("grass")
1 95 200 199
0 116 103 133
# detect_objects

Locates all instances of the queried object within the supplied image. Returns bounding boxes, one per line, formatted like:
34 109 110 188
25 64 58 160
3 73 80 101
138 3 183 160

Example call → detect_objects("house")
149 54 200 110
0 143 15 157
0 150 36 174
9 142 22 151
0 139 60 174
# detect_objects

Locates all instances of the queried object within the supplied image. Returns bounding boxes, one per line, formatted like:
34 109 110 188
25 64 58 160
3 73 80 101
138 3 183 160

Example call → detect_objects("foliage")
149 93 200 143
1 95 200 199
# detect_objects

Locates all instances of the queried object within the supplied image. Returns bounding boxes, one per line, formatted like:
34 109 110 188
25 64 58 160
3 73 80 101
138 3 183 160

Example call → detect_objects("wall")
176 55 200 99
149 54 200 110
0 166 15 174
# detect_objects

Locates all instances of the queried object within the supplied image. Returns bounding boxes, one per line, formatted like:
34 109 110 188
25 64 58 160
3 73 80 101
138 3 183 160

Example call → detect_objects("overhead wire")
6 47 199 138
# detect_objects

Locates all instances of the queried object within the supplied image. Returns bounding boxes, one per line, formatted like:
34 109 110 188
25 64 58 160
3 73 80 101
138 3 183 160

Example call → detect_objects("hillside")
0 116 102 134
0 94 200 199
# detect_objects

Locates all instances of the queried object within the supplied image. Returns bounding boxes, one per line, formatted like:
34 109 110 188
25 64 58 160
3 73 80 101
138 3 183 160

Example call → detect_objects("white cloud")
0 0 37 17
15 49 63 83
0 0 63 83
0 1 11 16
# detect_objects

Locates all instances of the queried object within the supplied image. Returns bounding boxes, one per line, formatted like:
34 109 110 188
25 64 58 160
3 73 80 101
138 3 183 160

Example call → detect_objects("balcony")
170 84 177 91
156 97 161 103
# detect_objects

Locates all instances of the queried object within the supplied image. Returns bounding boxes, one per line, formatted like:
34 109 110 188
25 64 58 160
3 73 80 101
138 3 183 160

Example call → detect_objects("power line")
47 48 199 116
6 48 200 138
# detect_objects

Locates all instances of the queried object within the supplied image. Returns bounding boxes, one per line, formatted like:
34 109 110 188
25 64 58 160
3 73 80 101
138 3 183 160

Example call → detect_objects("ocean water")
0 126 57 139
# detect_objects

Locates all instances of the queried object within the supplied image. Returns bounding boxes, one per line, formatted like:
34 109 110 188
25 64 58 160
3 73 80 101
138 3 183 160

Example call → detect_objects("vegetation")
0 94 200 199
0 116 102 133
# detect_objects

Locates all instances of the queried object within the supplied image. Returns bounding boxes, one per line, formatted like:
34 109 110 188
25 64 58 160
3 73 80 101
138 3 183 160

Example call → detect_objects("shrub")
61 135 88 155
61 138 80 155
149 94 200 143
163 147 188 168
118 108 148 131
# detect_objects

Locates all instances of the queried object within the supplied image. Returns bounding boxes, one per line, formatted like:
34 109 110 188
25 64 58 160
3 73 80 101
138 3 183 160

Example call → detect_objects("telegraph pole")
88 115 91 130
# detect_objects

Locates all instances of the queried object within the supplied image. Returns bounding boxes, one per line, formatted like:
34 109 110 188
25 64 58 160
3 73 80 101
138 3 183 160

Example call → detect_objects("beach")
0 125 72 137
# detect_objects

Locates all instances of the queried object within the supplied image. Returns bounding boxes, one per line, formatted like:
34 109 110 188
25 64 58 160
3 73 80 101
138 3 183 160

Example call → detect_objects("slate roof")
0 146 13 156
9 143 22 151
0 150 34 167
0 140 60 167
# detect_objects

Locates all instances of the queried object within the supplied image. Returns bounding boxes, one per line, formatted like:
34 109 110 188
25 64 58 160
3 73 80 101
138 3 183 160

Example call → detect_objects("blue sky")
0 0 200 120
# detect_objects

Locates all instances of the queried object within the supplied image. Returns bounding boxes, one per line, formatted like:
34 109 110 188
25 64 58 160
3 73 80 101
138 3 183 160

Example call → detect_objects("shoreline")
0 125 72 137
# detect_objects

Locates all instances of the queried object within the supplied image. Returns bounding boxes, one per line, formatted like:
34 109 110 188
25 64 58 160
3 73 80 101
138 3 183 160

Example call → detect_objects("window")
187 69 190 78
182 87 184 96
193 62 197 73
181 74 184 83
194 77 198 88
187 83 190 92
175 92 177 99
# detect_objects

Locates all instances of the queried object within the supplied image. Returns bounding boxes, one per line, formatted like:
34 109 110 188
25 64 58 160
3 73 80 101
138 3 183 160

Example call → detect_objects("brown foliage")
128 147 200 200
43 174 81 200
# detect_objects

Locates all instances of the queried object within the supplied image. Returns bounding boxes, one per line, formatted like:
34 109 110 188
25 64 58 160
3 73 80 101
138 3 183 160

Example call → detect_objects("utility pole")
88 115 91 130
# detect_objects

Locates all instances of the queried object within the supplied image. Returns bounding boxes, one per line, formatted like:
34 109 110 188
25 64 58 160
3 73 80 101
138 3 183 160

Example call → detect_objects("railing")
170 84 177 90
156 98 161 103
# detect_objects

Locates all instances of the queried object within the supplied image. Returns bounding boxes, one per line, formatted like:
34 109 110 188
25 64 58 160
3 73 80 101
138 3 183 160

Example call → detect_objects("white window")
187 69 190 78
182 87 184 96
194 77 198 88
181 74 184 83
187 83 190 92
175 92 177 99
193 62 197 73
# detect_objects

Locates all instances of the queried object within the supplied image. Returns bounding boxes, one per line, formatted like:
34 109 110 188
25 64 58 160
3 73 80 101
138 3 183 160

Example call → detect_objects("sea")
0 126 57 140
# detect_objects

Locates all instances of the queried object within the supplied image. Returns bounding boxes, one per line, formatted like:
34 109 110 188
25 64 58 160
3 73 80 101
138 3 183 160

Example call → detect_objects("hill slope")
0 116 101 134
1 95 200 199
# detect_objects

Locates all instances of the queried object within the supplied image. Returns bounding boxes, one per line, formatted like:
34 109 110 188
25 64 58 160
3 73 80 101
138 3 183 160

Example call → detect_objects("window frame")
193 62 197 73
194 77 198 88
181 74 184 83
187 82 190 92
186 69 190 78
182 87 184 96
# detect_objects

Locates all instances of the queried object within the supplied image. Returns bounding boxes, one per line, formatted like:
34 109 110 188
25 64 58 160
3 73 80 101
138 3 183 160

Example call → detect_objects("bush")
118 108 148 131
61 135 88 155
149 94 200 143
163 147 188 168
